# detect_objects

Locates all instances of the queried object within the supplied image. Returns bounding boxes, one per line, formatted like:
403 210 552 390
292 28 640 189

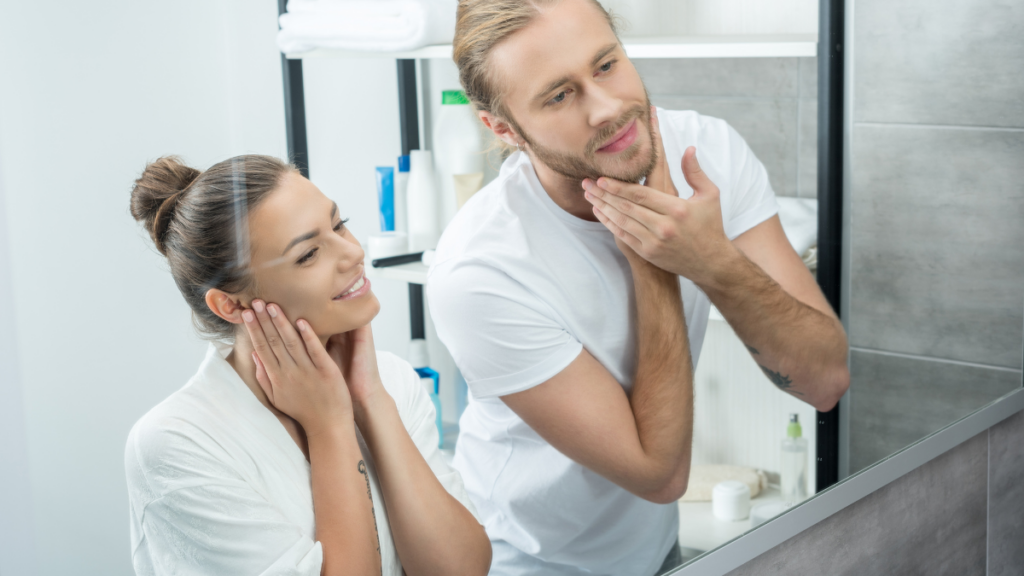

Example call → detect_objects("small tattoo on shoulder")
746 345 760 355
758 365 803 395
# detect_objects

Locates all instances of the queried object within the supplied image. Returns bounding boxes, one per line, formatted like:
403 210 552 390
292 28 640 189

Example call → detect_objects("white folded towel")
278 0 458 54
776 197 818 257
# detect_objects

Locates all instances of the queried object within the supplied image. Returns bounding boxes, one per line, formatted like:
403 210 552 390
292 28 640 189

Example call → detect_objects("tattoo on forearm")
758 365 803 395
358 460 382 561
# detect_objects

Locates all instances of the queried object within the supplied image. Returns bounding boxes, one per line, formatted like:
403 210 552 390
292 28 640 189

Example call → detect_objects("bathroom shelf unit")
284 34 817 61
365 260 430 285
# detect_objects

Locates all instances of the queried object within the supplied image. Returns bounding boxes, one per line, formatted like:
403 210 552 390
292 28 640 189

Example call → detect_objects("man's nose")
587 83 624 128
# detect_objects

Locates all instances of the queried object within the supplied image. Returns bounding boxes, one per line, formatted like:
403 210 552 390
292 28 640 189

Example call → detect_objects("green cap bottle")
787 413 802 438
442 90 470 105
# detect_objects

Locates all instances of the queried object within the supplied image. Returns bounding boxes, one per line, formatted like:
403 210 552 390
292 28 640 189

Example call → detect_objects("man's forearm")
702 249 849 411
628 257 693 502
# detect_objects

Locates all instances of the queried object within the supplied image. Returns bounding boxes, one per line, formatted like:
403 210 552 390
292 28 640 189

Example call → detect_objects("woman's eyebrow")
282 229 319 256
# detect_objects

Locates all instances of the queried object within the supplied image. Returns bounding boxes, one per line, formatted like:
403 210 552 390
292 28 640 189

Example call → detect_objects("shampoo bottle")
406 150 440 252
433 90 484 226
780 414 808 504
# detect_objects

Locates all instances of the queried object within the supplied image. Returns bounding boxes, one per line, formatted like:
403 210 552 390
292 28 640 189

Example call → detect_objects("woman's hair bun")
130 156 201 255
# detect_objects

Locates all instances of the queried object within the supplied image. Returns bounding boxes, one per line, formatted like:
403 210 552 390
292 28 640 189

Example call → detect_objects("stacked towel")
278 0 458 54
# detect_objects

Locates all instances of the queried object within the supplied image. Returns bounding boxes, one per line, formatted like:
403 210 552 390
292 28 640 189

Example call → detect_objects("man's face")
488 0 656 183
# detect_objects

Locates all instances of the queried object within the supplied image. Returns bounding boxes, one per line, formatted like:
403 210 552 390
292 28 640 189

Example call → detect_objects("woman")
124 155 491 576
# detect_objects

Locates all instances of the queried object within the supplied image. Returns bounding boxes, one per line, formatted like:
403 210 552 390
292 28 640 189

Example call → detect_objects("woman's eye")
297 247 318 265
333 218 349 233
551 90 568 104
600 61 613 72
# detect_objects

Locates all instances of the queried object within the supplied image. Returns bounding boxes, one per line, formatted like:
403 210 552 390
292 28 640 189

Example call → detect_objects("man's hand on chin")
583 142 737 288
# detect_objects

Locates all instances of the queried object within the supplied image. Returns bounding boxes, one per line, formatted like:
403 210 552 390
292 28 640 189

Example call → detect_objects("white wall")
0 1 419 573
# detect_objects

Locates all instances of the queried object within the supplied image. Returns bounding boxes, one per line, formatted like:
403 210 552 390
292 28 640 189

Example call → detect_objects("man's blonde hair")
452 0 619 122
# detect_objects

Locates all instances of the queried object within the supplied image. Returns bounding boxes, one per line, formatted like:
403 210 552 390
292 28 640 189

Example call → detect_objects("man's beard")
514 100 658 184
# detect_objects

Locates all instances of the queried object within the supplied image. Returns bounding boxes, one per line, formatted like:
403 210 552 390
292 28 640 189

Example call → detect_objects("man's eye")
600 61 613 72
551 91 568 104
333 218 349 233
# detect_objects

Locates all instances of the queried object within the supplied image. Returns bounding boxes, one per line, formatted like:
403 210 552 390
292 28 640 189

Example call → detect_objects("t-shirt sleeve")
720 121 780 240
125 424 322 576
427 259 583 399
378 352 481 523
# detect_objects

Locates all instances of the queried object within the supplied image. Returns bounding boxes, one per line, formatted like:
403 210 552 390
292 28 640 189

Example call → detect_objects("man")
427 0 851 574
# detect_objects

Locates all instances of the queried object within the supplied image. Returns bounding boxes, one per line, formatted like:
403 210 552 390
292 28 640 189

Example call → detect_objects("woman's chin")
317 291 381 336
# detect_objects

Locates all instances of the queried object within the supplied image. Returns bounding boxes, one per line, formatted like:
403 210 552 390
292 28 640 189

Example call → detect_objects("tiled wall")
635 57 818 199
724 408 1024 575
847 0 1024 472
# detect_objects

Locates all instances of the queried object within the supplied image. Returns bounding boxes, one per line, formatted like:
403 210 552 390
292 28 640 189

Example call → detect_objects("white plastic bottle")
433 90 484 226
394 154 409 236
406 150 440 252
780 413 808 505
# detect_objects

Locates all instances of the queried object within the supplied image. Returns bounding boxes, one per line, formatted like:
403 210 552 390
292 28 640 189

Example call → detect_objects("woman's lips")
333 274 371 301
597 119 638 154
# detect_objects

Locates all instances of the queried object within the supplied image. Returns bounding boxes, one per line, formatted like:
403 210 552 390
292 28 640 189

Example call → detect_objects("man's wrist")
695 243 747 296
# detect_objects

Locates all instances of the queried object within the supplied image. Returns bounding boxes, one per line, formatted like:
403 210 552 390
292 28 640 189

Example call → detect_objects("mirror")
0 0 1019 574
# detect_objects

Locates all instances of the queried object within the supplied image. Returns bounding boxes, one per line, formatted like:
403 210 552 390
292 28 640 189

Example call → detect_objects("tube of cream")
375 166 395 232
453 172 485 210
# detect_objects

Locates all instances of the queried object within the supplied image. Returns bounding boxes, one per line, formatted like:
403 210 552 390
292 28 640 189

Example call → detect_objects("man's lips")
596 119 638 154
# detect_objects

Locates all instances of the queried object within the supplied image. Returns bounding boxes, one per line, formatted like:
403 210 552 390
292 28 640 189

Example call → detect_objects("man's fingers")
585 186 659 233
593 207 644 253
681 146 715 195
588 177 677 216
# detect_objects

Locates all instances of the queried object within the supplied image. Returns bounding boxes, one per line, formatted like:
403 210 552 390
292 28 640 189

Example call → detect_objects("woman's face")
244 171 379 338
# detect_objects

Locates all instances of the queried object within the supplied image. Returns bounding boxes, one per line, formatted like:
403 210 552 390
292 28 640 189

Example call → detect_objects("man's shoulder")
433 156 538 271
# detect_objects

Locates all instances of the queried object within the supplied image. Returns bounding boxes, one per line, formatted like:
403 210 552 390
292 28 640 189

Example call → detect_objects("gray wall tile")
854 0 1024 128
798 98 817 198
652 95 799 197
848 125 1024 368
848 349 1020 472
725 431 988 576
635 58 799 98
989 409 1024 576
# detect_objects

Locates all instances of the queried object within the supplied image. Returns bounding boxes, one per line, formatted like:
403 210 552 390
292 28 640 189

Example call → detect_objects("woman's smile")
334 272 371 301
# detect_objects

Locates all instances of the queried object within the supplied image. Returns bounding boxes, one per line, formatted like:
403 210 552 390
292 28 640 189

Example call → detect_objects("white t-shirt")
125 341 478 576
427 109 778 576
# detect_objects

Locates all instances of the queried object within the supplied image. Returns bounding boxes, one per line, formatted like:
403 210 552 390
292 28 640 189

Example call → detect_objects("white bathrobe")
125 341 477 576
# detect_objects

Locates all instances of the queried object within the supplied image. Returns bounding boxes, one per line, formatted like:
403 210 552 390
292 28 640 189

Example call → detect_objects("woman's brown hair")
129 155 296 339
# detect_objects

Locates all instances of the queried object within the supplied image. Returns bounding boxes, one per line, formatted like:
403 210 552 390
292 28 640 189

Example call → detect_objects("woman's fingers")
266 303 313 368
252 300 294 367
252 352 274 404
296 318 334 371
243 308 281 373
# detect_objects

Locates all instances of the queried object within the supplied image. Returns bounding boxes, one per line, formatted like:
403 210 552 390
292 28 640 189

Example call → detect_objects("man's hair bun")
129 156 201 255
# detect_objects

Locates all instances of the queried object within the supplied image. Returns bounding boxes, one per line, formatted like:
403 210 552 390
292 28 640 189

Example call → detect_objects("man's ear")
205 289 247 325
479 111 522 148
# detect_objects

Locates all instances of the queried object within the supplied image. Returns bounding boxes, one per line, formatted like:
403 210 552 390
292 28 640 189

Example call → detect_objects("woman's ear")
205 289 247 325
479 111 521 148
